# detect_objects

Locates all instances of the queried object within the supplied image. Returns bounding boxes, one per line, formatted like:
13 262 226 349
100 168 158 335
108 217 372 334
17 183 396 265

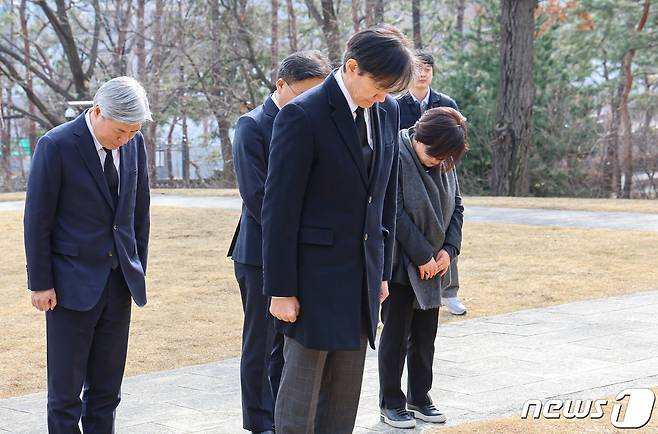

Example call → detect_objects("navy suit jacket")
227 96 279 266
398 88 459 130
262 73 399 351
24 112 150 311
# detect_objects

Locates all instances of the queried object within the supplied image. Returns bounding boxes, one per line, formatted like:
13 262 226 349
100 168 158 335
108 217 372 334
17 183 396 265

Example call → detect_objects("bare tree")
271 0 279 83
19 0 36 155
620 0 650 198
412 0 422 49
304 0 342 64
456 0 466 50
352 0 361 32
0 0 102 127
286 0 298 52
365 0 384 26
490 0 537 196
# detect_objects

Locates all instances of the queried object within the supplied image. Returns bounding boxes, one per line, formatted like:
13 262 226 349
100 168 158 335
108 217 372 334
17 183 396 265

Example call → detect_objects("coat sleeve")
134 132 151 274
443 168 464 255
381 107 399 281
395 163 435 267
23 135 61 291
232 116 267 224
262 103 314 297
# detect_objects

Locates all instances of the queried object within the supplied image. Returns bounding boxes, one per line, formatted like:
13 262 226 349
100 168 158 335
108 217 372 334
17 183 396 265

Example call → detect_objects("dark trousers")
235 262 284 432
441 258 460 299
275 330 368 434
378 282 439 409
46 268 132 434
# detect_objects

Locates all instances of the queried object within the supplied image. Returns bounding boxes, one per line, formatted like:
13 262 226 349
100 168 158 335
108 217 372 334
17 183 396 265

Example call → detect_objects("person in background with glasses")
378 107 468 429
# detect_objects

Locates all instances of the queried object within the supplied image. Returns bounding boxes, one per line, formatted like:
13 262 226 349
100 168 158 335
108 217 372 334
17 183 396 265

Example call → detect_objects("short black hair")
415 50 434 67
277 50 333 84
342 25 414 94
414 107 468 172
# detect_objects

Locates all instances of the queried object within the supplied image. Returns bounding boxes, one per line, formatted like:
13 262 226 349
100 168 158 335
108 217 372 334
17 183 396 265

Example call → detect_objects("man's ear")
345 58 359 75
275 78 286 92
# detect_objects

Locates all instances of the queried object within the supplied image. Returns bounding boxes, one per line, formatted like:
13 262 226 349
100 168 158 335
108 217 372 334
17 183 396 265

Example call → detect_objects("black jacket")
262 73 399 351
228 96 279 266
397 88 459 130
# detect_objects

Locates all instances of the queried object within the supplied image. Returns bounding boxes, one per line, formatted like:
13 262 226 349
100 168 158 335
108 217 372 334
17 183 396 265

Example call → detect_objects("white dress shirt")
85 110 120 193
334 70 373 149
411 88 431 113
271 92 282 110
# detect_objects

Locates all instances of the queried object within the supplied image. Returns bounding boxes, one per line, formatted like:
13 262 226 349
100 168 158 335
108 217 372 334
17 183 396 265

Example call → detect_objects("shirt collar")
411 88 431 107
84 110 105 153
271 92 282 110
334 69 359 115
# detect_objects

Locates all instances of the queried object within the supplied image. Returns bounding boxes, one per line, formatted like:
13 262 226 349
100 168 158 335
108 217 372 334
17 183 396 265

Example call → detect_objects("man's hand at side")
31 288 57 311
380 281 389 303
270 296 300 322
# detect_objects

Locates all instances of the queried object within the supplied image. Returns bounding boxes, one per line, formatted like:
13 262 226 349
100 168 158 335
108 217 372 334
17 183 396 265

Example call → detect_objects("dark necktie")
355 107 372 174
103 147 119 206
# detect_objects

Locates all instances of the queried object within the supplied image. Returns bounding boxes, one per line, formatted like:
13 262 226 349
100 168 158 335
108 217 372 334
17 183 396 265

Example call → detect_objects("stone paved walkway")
2 290 658 433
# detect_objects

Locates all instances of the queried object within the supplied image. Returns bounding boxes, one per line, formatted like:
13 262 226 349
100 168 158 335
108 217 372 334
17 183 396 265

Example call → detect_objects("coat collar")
72 112 116 210
263 95 280 118
324 72 387 188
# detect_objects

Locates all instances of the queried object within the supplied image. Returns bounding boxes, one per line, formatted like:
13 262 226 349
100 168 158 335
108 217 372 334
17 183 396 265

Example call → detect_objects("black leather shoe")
408 403 447 423
380 407 416 429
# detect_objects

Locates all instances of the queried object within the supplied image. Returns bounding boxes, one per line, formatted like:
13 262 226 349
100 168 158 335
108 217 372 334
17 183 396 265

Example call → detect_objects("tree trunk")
304 0 342 64
456 0 466 50
351 0 360 32
178 0 189 182
286 0 298 52
365 0 384 26
489 0 537 196
136 0 146 82
208 0 235 186
19 0 36 156
620 0 650 199
271 0 279 83
412 0 422 49
146 0 164 186
166 118 177 181
0 83 12 191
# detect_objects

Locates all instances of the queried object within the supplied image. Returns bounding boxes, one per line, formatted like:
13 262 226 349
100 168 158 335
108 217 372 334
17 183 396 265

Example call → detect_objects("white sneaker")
444 297 466 315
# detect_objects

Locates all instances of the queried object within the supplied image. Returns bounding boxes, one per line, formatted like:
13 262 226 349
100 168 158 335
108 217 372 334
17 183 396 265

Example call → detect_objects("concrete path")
2 290 658 433
4 195 658 232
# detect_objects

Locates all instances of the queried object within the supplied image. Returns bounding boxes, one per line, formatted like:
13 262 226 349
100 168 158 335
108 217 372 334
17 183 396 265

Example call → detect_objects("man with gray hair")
24 76 151 433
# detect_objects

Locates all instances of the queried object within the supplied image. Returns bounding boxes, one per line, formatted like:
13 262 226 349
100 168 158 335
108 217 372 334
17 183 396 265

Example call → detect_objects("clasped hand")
418 249 450 280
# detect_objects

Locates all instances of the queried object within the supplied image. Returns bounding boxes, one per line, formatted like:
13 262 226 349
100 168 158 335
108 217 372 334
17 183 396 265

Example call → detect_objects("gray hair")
93 76 152 123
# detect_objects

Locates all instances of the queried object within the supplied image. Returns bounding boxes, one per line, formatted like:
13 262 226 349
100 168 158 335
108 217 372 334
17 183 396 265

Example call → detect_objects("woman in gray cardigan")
379 107 468 429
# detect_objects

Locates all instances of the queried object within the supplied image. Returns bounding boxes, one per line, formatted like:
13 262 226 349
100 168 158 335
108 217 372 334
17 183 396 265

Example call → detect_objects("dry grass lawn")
0 207 242 398
432 387 658 433
2 209 658 399
0 192 25 202
442 222 658 324
466 195 658 214
151 188 240 197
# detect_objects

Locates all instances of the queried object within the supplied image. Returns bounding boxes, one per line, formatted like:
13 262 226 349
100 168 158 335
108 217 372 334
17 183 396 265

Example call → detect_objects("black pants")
235 262 284 432
378 281 439 409
46 268 132 434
